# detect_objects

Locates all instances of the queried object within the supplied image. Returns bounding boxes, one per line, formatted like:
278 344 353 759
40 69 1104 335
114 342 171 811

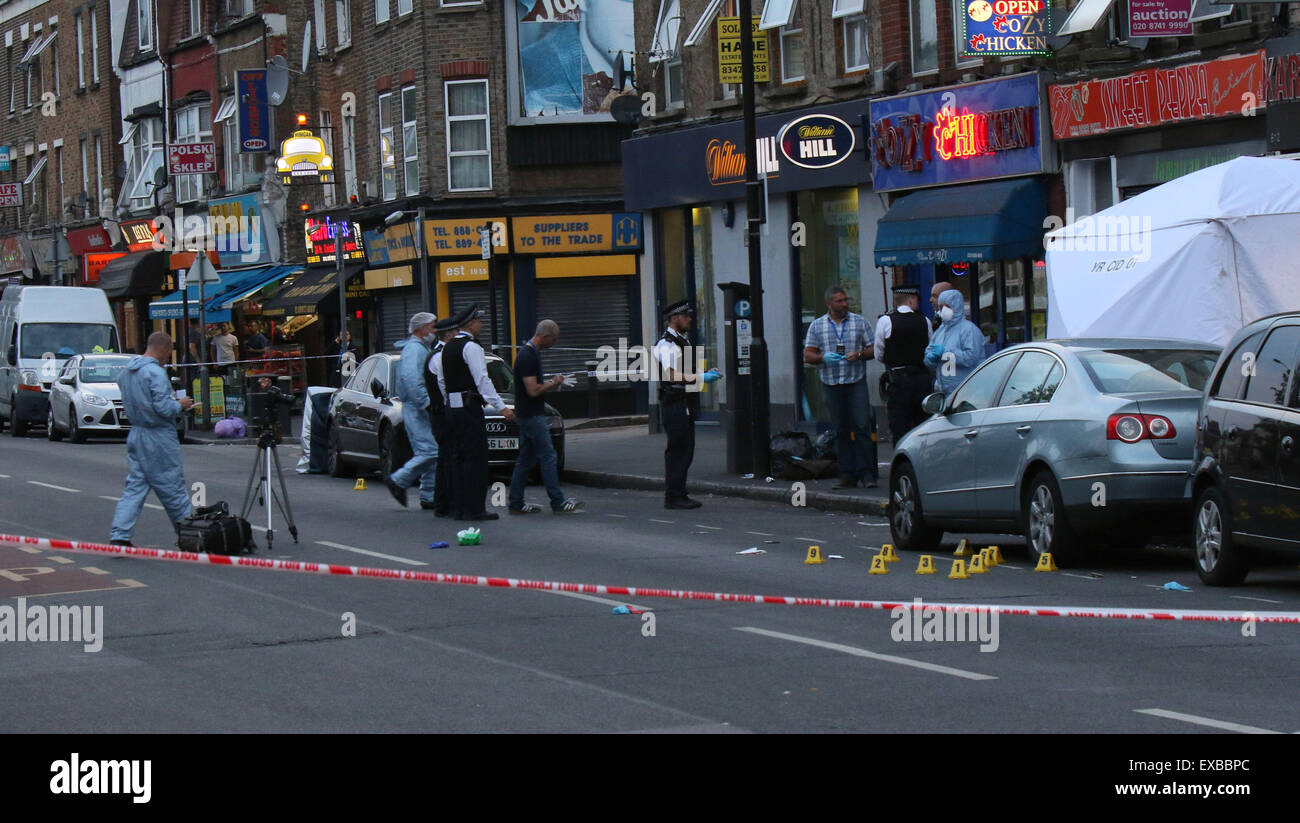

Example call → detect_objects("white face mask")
939 306 955 322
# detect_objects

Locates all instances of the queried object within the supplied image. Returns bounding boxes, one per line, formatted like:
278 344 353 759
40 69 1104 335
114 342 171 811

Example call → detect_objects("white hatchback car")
47 354 134 442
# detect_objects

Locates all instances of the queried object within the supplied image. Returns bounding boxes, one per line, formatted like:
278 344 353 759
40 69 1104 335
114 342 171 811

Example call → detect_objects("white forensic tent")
1045 156 1300 347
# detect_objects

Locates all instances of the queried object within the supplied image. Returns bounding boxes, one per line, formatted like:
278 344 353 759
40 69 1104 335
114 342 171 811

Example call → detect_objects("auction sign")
1128 0 1192 38
960 0 1052 58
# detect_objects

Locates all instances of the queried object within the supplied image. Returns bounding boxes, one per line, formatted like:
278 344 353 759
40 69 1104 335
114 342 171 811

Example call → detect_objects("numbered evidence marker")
915 554 937 574
879 543 899 563
804 545 825 565
868 553 889 575
948 559 969 579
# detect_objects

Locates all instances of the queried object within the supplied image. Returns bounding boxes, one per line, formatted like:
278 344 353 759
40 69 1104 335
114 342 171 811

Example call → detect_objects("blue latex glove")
926 344 945 359
823 351 846 363
701 369 722 384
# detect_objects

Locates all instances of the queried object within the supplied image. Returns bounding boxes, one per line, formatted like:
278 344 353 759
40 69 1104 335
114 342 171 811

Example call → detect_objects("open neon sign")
933 105 1037 160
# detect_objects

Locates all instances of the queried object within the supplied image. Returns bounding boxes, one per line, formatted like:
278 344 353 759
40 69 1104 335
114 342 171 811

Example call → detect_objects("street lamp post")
739 0 770 477
384 208 429 315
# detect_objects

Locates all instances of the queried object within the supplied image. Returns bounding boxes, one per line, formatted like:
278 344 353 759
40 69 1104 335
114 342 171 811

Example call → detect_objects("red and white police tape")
2 532 1298 624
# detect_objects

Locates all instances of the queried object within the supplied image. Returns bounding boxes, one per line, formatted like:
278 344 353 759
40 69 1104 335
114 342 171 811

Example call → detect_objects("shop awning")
873 178 1048 267
148 264 300 323
261 265 361 317
99 251 167 298
66 226 115 256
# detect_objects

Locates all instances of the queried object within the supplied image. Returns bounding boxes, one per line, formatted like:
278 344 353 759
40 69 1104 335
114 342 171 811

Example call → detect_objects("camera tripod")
240 426 299 551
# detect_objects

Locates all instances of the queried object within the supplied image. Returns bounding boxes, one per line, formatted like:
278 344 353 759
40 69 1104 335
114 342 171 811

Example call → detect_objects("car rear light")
1107 413 1177 442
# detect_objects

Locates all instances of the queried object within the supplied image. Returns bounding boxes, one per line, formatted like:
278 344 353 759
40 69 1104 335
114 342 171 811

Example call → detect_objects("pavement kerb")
561 469 891 516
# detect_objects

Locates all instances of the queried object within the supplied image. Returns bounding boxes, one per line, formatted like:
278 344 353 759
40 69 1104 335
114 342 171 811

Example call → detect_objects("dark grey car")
325 351 565 478
889 339 1221 566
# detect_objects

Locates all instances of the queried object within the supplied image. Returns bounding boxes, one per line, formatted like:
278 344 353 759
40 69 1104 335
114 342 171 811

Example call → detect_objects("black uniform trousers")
447 404 490 519
661 398 695 501
886 369 933 443
430 409 454 515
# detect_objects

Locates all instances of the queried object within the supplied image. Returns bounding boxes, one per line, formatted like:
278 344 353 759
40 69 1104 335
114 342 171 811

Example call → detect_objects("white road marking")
315 540 428 566
1231 595 1283 605
648 518 675 525
795 537 827 543
115 579 147 589
99 495 121 502
28 481 79 493
746 531 774 537
143 503 164 511
542 589 654 612
0 474 10 478
81 567 111 575
48 556 74 565
1134 708 1283 735
606 513 627 518
998 563 1024 570
1062 573 1098 580
694 525 721 530
734 626 996 682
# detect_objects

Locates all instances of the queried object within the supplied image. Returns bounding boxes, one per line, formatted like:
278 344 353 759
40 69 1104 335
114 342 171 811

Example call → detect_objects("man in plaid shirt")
803 285 878 489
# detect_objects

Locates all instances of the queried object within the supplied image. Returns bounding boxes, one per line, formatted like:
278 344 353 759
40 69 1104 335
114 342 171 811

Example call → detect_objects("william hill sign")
778 114 856 170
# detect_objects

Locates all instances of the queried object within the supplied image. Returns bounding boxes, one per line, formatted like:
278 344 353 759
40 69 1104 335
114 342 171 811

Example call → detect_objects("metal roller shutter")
448 281 508 347
377 287 423 351
535 276 631 379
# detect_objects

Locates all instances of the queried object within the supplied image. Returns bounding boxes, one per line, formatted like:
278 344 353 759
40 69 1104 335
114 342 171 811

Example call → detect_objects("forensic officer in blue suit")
109 332 194 546
385 312 440 508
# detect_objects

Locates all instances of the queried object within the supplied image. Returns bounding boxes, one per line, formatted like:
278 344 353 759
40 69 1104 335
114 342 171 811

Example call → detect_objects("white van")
0 286 120 436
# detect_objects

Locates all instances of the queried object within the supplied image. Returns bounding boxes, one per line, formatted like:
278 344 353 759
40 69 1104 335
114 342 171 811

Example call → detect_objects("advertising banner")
512 0 636 117
959 0 1052 57
237 69 271 153
1128 0 1192 38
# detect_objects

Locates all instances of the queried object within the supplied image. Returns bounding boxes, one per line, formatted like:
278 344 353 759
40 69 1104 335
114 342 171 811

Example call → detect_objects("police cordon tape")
2 532 1297 624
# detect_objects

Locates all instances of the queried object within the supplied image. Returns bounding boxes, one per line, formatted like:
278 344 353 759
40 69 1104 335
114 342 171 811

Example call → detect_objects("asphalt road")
1 431 1298 734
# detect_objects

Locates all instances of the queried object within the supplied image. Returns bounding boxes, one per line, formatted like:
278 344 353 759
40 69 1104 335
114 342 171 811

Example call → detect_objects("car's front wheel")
1022 470 1083 567
889 462 942 552
67 414 85 444
1194 485 1249 586
47 407 63 441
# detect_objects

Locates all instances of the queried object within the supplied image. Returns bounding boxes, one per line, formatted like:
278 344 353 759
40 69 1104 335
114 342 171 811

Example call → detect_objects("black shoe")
385 476 409 508
460 512 500 521
420 501 440 510
433 509 451 518
832 476 859 490
109 539 133 547
509 504 543 514
665 497 702 510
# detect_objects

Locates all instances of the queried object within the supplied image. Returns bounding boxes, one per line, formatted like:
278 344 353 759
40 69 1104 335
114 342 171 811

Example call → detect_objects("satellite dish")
609 94 641 127
115 161 128 180
267 55 290 106
153 167 168 189
615 51 633 91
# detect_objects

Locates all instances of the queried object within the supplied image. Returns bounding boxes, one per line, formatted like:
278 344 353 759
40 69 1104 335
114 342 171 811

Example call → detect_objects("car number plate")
487 438 519 451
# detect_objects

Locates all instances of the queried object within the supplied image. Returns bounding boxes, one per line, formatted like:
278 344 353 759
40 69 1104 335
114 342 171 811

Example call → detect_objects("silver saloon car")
46 354 133 443
889 339 1221 566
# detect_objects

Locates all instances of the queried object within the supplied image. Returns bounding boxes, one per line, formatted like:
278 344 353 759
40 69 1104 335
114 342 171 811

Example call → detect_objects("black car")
325 351 565 479
1189 312 1300 585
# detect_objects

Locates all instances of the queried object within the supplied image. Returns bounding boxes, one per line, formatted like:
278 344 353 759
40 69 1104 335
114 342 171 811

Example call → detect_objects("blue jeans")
508 414 565 510
391 404 438 503
110 426 194 541
823 378 878 483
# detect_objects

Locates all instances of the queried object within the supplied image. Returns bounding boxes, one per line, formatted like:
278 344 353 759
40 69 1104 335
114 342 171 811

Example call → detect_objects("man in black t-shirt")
507 319 582 514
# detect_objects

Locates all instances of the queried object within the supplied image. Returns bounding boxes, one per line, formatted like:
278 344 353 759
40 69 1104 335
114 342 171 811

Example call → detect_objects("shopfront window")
796 188 861 423
692 206 720 411
1031 261 1047 340
976 261 998 346
660 208 687 311
1003 259 1027 346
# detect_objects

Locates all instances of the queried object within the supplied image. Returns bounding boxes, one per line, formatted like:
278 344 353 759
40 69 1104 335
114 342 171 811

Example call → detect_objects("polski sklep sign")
778 114 856 170
1128 0 1192 38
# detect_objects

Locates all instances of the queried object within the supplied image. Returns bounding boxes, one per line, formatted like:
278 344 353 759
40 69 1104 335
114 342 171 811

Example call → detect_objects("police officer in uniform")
654 300 721 509
874 283 933 442
430 304 515 520
422 316 460 516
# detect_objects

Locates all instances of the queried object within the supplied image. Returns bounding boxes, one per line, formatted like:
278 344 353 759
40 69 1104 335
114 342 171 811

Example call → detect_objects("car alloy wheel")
10 395 27 437
1193 485 1248 586
893 474 917 542
328 424 349 478
889 462 941 552
68 414 85 444
1028 485 1055 555
1196 497 1222 572
47 407 63 441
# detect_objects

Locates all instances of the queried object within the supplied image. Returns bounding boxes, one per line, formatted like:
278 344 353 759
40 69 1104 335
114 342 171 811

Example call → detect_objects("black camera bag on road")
177 502 256 555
